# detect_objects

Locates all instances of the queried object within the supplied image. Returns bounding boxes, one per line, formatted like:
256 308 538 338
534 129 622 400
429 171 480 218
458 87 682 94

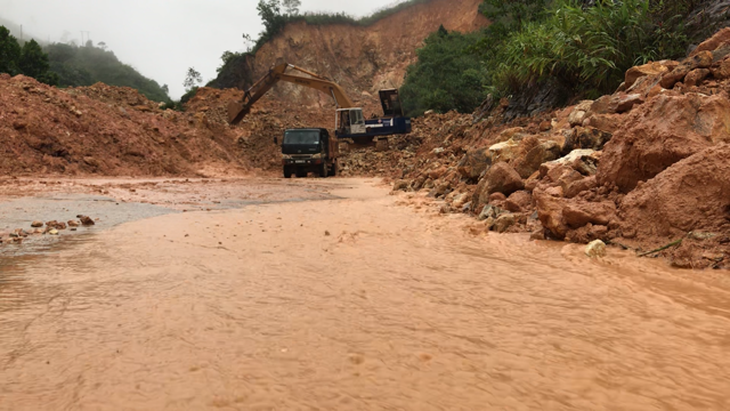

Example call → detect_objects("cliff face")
214 0 488 113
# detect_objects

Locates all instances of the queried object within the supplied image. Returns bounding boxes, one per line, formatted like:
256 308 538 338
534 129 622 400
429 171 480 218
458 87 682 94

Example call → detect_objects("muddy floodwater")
1 177 729 410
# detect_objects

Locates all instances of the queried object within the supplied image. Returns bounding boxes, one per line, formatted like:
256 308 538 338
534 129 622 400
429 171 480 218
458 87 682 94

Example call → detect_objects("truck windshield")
284 130 320 145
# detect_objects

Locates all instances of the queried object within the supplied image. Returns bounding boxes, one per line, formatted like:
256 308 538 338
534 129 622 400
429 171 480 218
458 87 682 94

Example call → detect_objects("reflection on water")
1 184 730 410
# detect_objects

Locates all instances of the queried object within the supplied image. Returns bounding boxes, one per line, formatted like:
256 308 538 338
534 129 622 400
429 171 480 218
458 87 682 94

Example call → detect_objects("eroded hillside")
213 0 488 115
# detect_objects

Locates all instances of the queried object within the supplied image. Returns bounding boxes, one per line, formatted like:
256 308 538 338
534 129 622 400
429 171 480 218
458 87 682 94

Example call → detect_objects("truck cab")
281 128 338 178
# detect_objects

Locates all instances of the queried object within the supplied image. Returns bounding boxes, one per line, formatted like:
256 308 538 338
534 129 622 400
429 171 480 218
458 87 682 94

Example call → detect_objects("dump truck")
227 63 411 147
281 128 338 178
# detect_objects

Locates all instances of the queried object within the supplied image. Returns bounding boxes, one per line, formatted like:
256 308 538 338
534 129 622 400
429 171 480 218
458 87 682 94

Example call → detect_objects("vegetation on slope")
1 24 170 103
46 41 171 103
400 27 487 116
401 0 697 116
0 26 58 85
213 0 704 118
213 0 436 83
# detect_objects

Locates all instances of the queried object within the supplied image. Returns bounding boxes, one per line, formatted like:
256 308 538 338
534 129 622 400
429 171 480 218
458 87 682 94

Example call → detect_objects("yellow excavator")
227 63 411 146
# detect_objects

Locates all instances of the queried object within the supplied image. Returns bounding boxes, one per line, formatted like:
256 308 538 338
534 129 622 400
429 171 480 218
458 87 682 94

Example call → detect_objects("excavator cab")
335 108 367 137
379 89 404 118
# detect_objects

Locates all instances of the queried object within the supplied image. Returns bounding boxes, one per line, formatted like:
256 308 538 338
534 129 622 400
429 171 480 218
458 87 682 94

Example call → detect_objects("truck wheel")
295 169 307 178
328 162 337 177
283 166 292 178
319 163 328 178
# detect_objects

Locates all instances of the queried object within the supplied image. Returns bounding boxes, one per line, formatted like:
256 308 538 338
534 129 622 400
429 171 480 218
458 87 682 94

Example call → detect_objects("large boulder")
488 139 520 163
690 27 730 57
597 92 730 193
660 51 713 89
472 162 524 210
534 184 618 240
561 127 612 155
562 201 617 229
456 147 491 181
684 68 711 87
711 55 730 80
503 190 533 213
618 143 730 244
541 149 601 178
624 61 672 89
512 140 562 179
582 113 623 134
533 185 569 239
568 100 594 126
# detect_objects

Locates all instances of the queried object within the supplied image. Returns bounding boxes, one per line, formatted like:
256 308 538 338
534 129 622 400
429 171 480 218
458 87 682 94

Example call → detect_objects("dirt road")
1 178 730 410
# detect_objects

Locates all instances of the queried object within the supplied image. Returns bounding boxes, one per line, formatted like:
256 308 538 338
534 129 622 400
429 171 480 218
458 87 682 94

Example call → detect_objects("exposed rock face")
213 0 489 112
597 92 730 193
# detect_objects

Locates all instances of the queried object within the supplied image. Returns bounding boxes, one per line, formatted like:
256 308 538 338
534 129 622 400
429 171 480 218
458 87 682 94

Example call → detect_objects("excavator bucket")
228 101 248 125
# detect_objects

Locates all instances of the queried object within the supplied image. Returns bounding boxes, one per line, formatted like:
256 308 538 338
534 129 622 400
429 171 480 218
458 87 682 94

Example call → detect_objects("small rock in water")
67 220 80 227
45 220 67 230
79 216 95 226
585 240 607 258
49 229 59 236
31 221 44 228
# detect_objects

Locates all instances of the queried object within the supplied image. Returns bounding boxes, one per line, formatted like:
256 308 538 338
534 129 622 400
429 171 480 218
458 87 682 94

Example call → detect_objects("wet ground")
1 177 730 410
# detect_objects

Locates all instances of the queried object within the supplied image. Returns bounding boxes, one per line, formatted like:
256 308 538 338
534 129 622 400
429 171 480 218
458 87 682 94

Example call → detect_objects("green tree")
19 39 57 85
45 41 171 102
480 0 549 37
183 67 202 91
0 26 21 75
282 0 301 15
256 0 289 46
400 29 488 116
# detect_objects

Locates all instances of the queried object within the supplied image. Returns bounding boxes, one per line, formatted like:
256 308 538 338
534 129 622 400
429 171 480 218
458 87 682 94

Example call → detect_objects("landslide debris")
0 74 250 177
389 28 730 269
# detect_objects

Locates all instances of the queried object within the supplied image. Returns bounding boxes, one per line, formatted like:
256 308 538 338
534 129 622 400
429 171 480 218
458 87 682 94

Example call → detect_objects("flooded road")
1 178 730 410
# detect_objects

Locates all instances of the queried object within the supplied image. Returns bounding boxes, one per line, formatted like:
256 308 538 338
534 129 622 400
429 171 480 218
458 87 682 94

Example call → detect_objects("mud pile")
0 75 251 177
392 29 730 269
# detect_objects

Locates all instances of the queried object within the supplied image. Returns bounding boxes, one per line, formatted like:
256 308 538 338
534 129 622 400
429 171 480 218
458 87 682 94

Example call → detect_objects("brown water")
1 179 730 410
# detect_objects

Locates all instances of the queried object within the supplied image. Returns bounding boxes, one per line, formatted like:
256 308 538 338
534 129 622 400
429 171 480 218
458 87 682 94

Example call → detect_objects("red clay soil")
616 144 730 268
0 75 249 177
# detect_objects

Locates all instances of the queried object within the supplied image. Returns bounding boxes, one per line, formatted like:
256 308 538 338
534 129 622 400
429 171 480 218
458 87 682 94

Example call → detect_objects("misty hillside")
0 16 170 103
46 42 171 103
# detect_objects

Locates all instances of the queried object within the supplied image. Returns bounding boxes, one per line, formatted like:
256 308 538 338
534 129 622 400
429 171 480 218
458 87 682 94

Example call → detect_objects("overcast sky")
1 0 402 99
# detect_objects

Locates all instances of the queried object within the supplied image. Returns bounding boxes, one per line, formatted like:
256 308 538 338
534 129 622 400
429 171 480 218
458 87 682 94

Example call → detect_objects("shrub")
400 28 488 116
492 0 690 96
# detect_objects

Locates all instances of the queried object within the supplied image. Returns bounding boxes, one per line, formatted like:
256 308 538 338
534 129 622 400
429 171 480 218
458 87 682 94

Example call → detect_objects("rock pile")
392 28 730 269
0 216 96 244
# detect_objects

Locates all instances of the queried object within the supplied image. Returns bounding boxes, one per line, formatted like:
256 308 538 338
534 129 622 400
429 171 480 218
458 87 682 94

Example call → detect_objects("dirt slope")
214 0 488 114
0 74 250 177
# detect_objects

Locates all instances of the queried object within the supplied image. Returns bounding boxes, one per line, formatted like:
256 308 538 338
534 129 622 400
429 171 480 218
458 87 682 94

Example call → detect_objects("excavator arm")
227 63 355 124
